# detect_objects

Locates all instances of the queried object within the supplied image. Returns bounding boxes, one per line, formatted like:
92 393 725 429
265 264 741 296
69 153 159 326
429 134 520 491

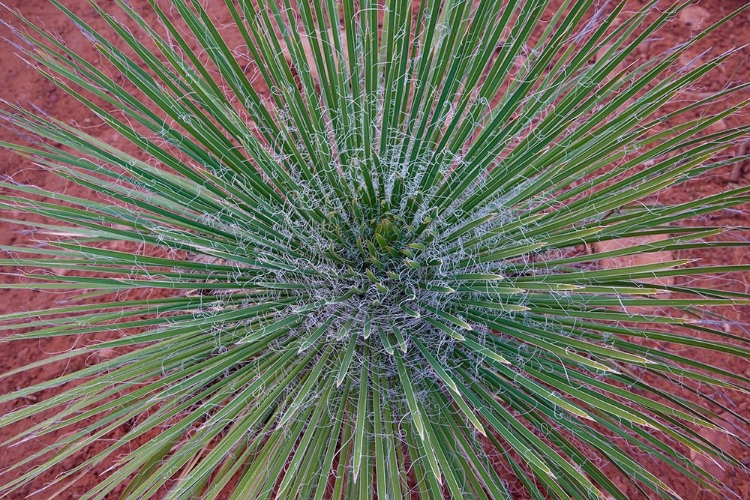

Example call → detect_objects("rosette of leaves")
1 0 749 498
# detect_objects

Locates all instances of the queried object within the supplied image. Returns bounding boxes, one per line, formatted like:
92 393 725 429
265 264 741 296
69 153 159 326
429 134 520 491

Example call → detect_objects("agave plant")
0 0 749 498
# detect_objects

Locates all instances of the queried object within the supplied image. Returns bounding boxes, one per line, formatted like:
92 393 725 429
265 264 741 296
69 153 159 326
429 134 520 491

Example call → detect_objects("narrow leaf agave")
1 0 749 498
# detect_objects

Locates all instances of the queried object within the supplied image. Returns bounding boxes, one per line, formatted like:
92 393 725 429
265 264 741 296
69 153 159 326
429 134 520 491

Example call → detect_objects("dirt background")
0 0 748 499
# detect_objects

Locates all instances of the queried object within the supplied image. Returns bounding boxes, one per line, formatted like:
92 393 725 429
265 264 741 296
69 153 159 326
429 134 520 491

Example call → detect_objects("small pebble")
679 6 710 29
